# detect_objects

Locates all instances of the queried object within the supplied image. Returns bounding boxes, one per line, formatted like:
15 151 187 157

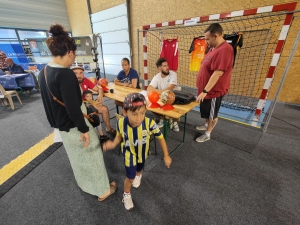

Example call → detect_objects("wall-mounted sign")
27 36 93 56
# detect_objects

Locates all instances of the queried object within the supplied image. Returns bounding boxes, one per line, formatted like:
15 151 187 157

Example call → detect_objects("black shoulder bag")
173 90 196 105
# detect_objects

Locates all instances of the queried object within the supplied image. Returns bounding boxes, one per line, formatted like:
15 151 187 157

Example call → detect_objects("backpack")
173 90 195 105
85 104 101 127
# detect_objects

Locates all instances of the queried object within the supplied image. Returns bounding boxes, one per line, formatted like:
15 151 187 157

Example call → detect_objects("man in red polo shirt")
71 66 116 137
195 23 234 142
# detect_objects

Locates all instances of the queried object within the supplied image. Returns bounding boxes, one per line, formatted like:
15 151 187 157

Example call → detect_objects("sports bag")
85 104 100 127
173 90 195 105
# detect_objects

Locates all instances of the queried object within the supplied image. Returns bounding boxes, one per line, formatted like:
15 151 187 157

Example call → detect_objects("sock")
205 131 211 137
205 123 208 127
124 191 131 196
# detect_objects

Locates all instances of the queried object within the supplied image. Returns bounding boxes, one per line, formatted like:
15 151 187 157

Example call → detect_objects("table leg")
168 113 187 156
163 117 168 140
183 113 187 142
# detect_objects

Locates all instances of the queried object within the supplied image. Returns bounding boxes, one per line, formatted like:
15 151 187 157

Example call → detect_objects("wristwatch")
202 89 208 93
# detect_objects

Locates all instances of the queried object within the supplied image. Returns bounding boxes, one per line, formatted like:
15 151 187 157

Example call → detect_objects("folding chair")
0 84 23 110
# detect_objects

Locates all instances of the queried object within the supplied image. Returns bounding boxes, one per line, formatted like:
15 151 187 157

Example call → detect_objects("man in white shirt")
147 58 180 132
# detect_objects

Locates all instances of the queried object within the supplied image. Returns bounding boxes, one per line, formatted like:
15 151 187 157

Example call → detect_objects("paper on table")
139 90 148 101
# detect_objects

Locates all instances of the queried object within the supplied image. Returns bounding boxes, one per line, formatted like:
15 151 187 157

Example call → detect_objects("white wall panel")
91 4 127 23
93 16 129 33
98 55 130 66
91 3 131 75
102 43 130 55
98 30 130 43
0 0 70 30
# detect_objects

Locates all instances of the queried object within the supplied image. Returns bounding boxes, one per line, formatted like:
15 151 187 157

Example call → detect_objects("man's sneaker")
196 133 210 142
132 174 142 188
122 194 134 210
157 119 164 128
195 124 208 131
173 122 180 132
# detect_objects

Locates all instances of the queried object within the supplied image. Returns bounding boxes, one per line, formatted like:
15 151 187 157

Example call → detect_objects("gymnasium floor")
1 79 300 224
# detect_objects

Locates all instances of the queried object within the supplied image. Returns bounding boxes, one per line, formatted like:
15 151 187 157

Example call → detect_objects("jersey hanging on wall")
223 32 243 67
188 37 207 72
160 38 178 71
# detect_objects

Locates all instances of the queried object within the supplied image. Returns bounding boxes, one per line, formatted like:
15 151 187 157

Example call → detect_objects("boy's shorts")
125 162 145 179
200 95 223 120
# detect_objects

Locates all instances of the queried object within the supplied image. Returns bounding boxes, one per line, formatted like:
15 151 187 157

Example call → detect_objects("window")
17 30 47 40
0 29 18 39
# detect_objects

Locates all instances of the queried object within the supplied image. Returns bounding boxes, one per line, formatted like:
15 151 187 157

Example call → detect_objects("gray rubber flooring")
0 88 299 225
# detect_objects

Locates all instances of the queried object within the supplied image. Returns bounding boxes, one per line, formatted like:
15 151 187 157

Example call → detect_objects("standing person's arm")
196 70 224 102
103 120 122 151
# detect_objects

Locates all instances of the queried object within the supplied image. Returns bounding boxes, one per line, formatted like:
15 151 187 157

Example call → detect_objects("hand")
80 132 90 148
123 82 130 87
196 92 207 103
5 71 11 75
92 101 102 108
163 155 172 168
102 140 115 151
97 94 104 103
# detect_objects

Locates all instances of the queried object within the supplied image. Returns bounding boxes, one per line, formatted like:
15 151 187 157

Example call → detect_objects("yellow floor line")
0 132 54 185
218 116 261 128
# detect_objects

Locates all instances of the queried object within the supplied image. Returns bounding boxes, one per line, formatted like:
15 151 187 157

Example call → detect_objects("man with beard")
71 66 116 139
195 23 234 143
147 58 180 131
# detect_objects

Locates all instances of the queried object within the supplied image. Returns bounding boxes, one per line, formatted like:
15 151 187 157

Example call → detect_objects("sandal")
106 128 116 135
98 181 117 202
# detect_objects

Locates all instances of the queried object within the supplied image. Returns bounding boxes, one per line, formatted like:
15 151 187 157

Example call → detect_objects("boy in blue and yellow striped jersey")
103 92 172 210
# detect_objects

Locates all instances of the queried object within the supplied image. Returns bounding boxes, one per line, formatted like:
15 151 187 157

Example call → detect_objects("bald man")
5 58 25 74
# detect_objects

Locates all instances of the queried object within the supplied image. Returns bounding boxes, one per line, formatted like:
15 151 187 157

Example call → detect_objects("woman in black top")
39 24 116 201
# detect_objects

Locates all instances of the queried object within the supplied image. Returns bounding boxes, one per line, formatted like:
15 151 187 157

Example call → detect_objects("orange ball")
98 78 108 87
148 91 160 103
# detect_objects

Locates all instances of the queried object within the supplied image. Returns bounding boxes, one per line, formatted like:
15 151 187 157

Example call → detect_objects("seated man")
5 58 25 74
114 58 140 89
147 58 180 132
71 66 116 137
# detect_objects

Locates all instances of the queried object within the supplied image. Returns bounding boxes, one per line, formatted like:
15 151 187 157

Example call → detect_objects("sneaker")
122 194 134 210
172 122 180 132
195 124 208 131
157 119 164 128
195 133 210 142
132 174 142 188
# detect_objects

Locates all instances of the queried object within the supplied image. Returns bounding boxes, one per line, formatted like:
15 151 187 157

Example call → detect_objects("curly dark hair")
155 58 167 68
46 24 76 56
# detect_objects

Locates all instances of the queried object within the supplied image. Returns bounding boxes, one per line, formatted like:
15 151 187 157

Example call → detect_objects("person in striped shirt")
103 92 172 210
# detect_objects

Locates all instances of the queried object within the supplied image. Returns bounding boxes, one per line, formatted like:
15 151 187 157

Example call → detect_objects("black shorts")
200 96 223 120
